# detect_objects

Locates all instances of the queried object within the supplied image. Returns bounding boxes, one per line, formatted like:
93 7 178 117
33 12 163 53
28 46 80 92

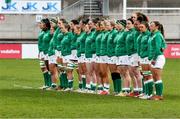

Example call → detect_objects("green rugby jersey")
79 31 87 54
85 29 96 58
95 31 104 56
70 32 78 50
42 30 52 55
115 30 127 56
107 29 118 57
38 30 45 52
137 30 151 58
148 30 167 60
56 30 64 51
100 31 110 56
126 28 137 56
76 33 82 57
61 32 72 56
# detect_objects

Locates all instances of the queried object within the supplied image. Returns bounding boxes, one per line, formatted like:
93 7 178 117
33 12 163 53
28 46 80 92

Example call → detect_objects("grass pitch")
0 59 180 118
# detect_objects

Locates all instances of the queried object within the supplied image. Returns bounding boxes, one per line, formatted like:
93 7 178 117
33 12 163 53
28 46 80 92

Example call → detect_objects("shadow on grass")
1 88 180 102
0 88 134 101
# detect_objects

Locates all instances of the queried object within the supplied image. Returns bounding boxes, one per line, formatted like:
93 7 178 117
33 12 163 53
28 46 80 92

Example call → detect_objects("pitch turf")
0 59 180 118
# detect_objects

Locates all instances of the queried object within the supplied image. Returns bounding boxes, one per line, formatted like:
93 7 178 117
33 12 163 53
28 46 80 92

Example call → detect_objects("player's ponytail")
153 21 165 37
159 23 164 37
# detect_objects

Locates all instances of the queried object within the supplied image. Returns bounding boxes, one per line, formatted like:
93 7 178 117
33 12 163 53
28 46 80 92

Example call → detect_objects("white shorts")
99 56 109 64
92 54 97 62
130 53 139 67
108 56 118 64
39 52 44 60
117 55 130 66
95 56 100 63
62 55 71 63
85 58 92 63
151 55 166 69
78 54 86 63
44 54 49 61
48 55 57 64
55 50 62 58
140 57 150 65
70 50 78 61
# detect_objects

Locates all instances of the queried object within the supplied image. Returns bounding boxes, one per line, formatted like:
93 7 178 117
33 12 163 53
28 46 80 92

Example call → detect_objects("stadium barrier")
164 44 180 58
0 44 38 59
0 43 180 59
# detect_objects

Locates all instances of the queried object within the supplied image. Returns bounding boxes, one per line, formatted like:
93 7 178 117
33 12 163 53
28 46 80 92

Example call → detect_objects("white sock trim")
92 83 97 86
123 88 130 91
138 88 143 91
104 83 110 88
86 84 91 89
68 80 73 83
155 80 162 84
82 75 86 78
133 88 139 91
98 84 103 88
51 83 57 85
144 80 149 84
79 81 83 84
148 79 154 83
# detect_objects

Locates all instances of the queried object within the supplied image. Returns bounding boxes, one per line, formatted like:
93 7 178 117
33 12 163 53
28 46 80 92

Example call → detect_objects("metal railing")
59 0 84 21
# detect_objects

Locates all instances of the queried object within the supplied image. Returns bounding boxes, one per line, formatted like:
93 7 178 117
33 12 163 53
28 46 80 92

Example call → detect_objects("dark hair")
96 21 101 27
82 18 89 25
140 21 149 30
132 12 149 23
127 18 134 24
59 18 68 24
41 18 51 30
71 19 79 25
137 14 149 23
152 21 164 37
63 22 70 31
92 18 100 24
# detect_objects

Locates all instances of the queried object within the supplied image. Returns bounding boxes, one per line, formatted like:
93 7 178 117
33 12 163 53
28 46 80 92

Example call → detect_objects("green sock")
104 83 110 92
79 81 83 89
117 79 122 93
148 80 154 96
82 77 86 89
125 88 130 93
68 79 73 88
97 84 103 91
144 82 149 95
155 80 163 96
64 73 68 89
43 72 49 86
142 78 145 93
112 79 118 93
59 73 64 88
91 83 96 91
111 73 121 93
47 72 52 87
